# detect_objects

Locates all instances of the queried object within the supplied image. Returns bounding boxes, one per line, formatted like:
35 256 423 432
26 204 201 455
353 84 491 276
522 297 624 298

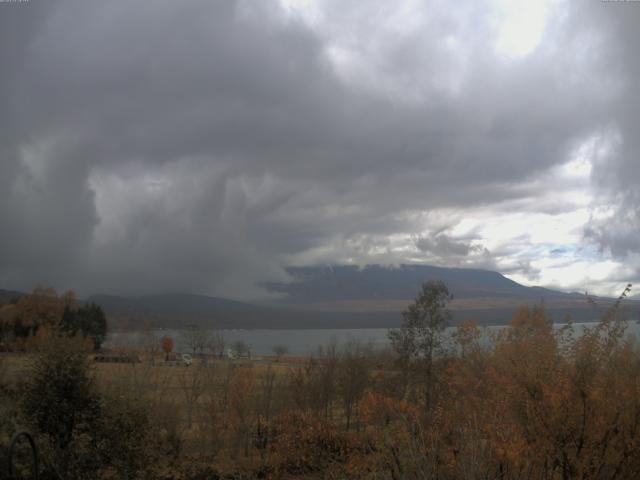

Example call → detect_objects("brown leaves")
160 336 174 357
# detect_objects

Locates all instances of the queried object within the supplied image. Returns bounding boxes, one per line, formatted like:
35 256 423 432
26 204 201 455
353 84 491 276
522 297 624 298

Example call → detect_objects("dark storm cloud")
0 1 97 289
575 3 640 260
0 0 636 297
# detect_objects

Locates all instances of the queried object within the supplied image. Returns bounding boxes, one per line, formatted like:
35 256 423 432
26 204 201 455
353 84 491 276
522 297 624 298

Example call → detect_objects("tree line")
0 287 107 351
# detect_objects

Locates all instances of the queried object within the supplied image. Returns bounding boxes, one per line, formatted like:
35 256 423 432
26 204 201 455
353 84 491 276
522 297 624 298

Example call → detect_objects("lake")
105 321 640 356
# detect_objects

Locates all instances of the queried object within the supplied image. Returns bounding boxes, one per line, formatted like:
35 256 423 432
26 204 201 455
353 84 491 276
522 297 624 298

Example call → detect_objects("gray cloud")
0 0 638 298
576 2 640 264
415 234 474 257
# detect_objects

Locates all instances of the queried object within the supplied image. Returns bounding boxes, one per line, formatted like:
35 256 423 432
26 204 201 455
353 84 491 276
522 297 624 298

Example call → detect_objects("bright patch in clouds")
491 0 559 58
402 202 627 296
528 257 619 290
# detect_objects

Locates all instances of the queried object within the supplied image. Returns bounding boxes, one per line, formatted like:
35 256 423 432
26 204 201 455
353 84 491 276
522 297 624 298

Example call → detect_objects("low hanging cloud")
413 232 492 263
415 234 474 258
0 0 639 298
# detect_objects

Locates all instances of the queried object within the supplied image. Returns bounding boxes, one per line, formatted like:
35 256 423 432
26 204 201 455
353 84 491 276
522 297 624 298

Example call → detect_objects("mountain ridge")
263 264 584 303
2 265 636 328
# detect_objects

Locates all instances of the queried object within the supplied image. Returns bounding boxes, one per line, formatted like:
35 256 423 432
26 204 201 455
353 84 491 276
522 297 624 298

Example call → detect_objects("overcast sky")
1 0 639 299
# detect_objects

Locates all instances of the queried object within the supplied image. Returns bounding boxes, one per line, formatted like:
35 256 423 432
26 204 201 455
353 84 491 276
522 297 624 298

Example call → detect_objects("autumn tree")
3 287 76 348
138 322 160 363
258 366 280 424
161 335 174 360
289 342 340 419
16 287 73 328
337 340 371 430
388 280 452 409
265 412 358 477
255 365 283 452
452 319 482 358
0 288 108 351
177 363 206 428
228 366 256 457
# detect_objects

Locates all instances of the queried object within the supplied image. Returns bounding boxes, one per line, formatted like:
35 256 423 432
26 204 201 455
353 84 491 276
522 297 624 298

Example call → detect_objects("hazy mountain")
4 265 637 329
0 289 25 304
89 293 263 317
255 264 629 326
87 293 277 329
263 265 582 303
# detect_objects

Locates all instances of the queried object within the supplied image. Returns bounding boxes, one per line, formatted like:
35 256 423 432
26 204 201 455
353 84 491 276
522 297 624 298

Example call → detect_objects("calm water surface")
106 321 640 356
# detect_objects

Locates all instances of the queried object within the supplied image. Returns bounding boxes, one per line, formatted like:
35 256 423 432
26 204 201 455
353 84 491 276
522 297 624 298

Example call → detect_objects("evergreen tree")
59 303 107 350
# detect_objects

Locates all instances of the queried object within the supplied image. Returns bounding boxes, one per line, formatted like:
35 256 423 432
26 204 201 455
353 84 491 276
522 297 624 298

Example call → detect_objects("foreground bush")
20 334 158 480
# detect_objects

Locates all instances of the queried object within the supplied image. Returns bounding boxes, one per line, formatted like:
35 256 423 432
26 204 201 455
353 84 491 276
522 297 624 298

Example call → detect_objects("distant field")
1 351 298 396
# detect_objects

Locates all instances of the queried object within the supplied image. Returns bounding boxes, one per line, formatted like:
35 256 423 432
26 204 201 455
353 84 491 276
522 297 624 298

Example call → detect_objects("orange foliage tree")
0 287 78 351
160 335 174 360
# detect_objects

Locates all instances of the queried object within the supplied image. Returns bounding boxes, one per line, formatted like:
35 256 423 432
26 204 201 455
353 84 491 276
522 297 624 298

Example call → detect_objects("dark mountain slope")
87 293 282 329
263 264 581 303
0 289 26 304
